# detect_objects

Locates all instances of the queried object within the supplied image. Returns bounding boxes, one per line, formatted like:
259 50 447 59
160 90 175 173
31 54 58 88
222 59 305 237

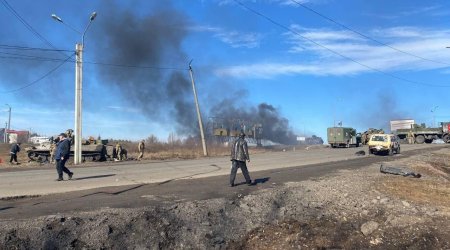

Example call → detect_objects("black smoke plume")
92 3 195 129
93 3 297 144
210 100 297 144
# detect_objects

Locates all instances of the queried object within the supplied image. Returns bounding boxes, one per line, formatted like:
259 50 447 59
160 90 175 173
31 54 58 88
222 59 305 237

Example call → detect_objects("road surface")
0 144 446 219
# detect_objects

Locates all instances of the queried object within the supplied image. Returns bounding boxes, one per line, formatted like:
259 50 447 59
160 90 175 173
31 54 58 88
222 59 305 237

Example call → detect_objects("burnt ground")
0 146 449 249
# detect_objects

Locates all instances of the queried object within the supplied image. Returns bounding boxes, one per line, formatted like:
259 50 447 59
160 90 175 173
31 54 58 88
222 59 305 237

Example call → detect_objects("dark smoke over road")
93 3 297 144
210 100 297 145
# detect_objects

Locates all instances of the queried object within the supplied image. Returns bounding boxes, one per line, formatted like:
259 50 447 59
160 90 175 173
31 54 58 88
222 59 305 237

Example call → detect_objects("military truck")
327 127 361 148
396 122 450 144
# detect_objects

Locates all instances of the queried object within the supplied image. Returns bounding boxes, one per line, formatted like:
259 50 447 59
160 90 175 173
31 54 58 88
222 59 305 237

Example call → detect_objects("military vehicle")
327 127 361 148
396 122 450 144
26 135 114 162
361 128 385 145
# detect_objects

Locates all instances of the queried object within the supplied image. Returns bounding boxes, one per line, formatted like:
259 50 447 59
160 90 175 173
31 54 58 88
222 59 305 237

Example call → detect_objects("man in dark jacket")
55 133 74 181
9 142 21 164
229 132 252 187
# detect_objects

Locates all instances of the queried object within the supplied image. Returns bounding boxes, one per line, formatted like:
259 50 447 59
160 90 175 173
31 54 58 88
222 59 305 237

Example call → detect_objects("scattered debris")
355 150 366 156
380 164 421 178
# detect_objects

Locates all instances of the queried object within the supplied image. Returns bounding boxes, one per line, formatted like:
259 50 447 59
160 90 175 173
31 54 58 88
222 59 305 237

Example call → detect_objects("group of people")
9 131 252 187
112 140 145 161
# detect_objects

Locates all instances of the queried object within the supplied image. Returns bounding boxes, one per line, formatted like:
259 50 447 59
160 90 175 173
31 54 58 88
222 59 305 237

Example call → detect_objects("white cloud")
191 25 263 48
106 106 140 113
214 31 262 48
215 26 450 78
366 5 449 19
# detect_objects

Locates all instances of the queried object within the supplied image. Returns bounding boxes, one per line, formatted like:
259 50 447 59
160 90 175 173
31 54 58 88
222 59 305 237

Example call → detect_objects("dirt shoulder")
0 148 449 249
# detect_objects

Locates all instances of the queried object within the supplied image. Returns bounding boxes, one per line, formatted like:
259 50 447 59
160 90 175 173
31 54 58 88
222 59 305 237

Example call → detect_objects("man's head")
239 132 246 138
59 133 67 139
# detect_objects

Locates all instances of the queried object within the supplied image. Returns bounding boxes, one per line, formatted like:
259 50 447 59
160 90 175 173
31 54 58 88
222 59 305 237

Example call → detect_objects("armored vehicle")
26 136 113 163
327 127 361 148
361 128 384 145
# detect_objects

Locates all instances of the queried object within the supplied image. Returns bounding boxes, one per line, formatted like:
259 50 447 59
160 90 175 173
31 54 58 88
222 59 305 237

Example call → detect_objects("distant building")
6 130 30 143
298 135 324 145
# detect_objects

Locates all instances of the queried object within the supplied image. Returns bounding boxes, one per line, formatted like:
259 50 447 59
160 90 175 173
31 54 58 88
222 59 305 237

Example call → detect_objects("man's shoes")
56 178 63 181
230 183 235 187
247 180 253 186
68 172 74 180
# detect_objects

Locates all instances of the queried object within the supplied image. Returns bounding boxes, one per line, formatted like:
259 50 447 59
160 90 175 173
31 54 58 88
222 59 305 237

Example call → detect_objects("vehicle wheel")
443 134 449 143
415 135 425 144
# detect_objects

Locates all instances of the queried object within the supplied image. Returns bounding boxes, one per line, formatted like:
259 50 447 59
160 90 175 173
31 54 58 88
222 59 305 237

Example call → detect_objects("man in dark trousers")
9 142 21 165
55 133 74 181
230 132 252 187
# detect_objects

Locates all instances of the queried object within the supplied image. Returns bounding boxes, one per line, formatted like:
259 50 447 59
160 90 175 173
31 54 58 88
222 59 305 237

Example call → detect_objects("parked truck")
395 122 450 144
327 127 361 148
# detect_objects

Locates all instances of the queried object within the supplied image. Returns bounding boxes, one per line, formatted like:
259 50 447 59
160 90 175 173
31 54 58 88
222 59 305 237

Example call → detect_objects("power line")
0 50 188 70
0 52 75 94
289 0 450 66
0 51 68 60
0 44 72 52
232 0 450 88
1 0 68 56
83 61 187 71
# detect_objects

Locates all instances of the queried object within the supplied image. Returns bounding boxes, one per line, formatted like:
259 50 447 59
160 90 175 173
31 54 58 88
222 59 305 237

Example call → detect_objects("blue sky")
1 0 450 142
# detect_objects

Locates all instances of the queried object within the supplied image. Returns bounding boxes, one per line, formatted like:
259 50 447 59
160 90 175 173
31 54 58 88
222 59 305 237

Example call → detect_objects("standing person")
138 140 145 161
49 141 56 164
55 133 73 181
229 132 252 187
9 142 21 165
115 143 122 161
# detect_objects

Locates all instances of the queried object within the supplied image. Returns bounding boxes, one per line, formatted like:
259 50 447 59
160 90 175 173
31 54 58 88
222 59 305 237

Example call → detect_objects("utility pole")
52 12 97 165
3 122 7 143
188 61 208 156
5 104 11 143
74 43 83 164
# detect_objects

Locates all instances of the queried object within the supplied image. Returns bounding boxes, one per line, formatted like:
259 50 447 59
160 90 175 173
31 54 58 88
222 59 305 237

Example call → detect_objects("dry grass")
126 143 272 160
377 152 450 209
379 178 450 208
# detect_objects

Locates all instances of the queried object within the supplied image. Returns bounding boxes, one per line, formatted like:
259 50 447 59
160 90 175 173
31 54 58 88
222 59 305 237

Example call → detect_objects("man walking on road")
230 132 252 187
9 142 21 165
55 133 73 181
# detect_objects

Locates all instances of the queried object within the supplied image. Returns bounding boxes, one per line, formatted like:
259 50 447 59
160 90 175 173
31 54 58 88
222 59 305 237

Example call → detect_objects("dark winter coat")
10 143 20 154
55 138 71 160
230 137 250 162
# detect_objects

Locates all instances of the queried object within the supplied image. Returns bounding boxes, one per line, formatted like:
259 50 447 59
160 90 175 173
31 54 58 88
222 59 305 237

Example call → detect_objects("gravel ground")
1 149 449 249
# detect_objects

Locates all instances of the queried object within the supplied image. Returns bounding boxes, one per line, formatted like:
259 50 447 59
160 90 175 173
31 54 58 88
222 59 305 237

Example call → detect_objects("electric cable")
0 49 187 70
289 0 450 66
0 44 72 52
0 52 75 93
232 0 450 88
1 0 69 56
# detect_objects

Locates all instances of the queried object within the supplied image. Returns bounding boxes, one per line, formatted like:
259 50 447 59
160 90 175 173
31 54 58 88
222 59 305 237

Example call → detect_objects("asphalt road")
0 144 447 220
